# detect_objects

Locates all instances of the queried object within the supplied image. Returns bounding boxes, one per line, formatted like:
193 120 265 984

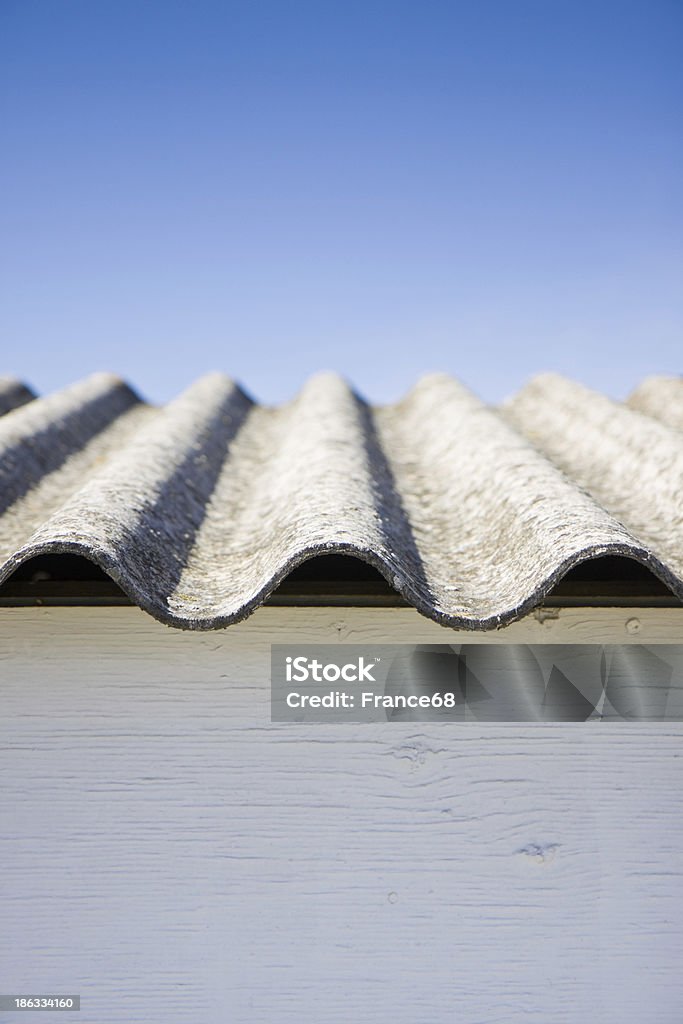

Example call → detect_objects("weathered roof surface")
0 377 35 417
627 375 683 430
0 371 681 630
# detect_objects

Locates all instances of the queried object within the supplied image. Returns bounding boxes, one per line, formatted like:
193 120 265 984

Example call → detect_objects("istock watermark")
271 644 683 723
285 655 379 683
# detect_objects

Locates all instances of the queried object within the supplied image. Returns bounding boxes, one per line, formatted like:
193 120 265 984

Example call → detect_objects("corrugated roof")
0 372 681 630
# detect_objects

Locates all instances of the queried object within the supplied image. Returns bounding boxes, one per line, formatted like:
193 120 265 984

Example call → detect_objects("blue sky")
1 0 681 404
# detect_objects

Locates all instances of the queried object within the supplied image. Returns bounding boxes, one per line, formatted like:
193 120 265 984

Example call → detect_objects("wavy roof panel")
0 372 681 629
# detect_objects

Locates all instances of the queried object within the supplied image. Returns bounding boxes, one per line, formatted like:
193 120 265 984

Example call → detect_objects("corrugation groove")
0 373 141 515
504 374 683 594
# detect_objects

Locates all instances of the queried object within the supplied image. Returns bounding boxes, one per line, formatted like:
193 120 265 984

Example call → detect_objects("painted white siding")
1 607 682 1023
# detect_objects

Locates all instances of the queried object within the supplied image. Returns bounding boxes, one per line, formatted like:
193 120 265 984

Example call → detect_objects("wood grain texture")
1 607 683 1023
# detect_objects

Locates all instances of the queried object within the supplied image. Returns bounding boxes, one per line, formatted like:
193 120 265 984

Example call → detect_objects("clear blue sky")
1 0 681 404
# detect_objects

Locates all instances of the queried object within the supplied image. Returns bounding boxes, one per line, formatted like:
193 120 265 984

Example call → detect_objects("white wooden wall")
1 606 683 1024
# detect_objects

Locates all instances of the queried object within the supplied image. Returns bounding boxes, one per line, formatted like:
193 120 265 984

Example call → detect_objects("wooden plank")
1 607 682 1023
2 603 682 642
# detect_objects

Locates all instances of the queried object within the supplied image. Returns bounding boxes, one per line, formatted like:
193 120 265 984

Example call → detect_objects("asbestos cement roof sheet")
0 371 681 629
